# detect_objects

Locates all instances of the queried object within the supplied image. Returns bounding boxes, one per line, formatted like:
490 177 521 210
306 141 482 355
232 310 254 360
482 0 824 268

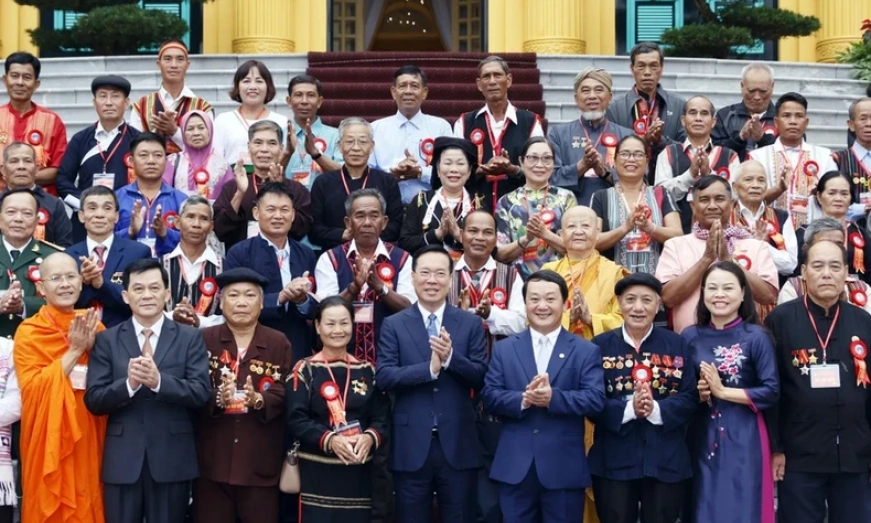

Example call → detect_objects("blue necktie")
427 313 438 337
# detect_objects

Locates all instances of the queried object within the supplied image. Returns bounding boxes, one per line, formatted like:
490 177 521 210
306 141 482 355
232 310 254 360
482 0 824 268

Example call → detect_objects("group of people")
0 37 867 523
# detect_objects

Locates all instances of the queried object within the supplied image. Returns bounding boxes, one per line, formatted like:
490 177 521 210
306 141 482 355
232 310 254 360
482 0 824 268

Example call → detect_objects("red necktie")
94 246 107 269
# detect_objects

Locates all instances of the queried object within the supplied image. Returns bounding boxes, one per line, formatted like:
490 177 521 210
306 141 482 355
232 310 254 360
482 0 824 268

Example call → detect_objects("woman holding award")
287 296 390 523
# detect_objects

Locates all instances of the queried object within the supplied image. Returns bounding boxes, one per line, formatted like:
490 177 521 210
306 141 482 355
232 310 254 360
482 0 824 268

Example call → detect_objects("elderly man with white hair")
310 116 404 251
548 68 635 205
731 159 798 277
712 62 778 159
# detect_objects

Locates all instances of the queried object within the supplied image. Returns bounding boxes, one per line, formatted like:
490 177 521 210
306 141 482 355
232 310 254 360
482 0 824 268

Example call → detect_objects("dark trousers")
498 463 584 523
193 477 278 523
0 505 11 523
778 471 871 523
592 475 684 523
104 459 190 523
371 438 394 523
393 433 477 523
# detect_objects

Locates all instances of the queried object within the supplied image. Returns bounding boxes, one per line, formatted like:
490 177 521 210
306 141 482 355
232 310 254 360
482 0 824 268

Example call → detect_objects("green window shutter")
627 0 684 49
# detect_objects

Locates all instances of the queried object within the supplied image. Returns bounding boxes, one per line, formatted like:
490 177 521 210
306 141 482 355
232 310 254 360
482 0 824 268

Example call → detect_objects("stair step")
305 66 540 84
308 51 538 69
317 82 543 101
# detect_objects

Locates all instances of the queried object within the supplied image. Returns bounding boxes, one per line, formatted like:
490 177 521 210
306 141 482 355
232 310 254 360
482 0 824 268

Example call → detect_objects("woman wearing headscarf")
163 110 233 202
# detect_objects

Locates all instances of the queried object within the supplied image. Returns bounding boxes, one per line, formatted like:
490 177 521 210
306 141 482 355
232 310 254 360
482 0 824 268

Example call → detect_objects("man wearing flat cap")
548 68 635 205
57 74 141 243
589 272 697 523
195 267 293 523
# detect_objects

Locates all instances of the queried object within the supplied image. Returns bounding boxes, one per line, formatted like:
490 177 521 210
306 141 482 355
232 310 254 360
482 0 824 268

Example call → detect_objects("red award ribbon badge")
849 336 870 387
163 211 179 230
851 232 866 273
196 277 218 315
734 254 751 270
601 133 618 148
34 207 49 241
27 266 40 284
124 153 136 183
470 129 485 165
490 287 508 309
631 364 653 383
420 138 435 166
194 169 209 185
633 118 648 135
767 220 786 250
377 262 395 289
313 137 327 154
320 381 348 426
539 209 556 225
716 167 730 181
259 376 275 391
762 124 777 137
852 288 868 307
804 160 819 178
27 130 43 146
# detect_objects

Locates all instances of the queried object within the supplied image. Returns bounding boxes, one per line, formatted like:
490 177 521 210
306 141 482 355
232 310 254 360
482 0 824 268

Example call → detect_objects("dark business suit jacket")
224 236 317 363
376 303 488 472
481 328 605 490
84 318 211 484
197 323 293 486
66 236 153 328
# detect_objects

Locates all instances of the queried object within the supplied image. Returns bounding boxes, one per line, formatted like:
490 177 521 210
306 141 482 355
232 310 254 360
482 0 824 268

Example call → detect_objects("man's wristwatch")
379 285 389 297
311 151 322 161
254 393 265 410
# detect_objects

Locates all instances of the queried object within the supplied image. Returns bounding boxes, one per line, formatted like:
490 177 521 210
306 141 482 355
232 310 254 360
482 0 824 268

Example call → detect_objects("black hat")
431 136 477 174
614 272 662 297
91 75 131 97
215 268 270 290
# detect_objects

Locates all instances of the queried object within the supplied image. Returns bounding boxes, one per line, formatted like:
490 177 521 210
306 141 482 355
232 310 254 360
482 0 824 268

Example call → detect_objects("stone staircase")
0 54 864 151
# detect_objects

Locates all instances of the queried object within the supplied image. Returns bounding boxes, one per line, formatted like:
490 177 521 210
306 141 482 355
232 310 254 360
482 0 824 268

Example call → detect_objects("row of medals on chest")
604 352 682 395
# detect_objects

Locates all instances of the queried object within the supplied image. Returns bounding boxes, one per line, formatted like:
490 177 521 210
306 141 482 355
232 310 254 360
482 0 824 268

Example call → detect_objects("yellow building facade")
0 0 865 63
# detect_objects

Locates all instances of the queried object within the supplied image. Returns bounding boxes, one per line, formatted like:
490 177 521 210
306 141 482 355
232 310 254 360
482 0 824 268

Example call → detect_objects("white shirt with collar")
95 121 124 151
453 255 526 335
260 234 291 287
654 138 740 202
529 326 560 376
852 141 871 172
418 301 453 379
162 244 225 329
126 315 165 397
452 101 544 138
314 239 416 303
619 325 664 425
86 234 115 261
736 201 798 276
129 84 211 150
749 138 837 192
3 238 31 260
369 110 453 190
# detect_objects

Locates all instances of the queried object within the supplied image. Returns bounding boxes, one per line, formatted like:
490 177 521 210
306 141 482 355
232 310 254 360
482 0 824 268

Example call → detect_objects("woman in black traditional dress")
287 296 390 523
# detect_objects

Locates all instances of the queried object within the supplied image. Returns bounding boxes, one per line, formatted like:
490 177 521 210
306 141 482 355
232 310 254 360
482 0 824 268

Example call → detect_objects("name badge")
790 195 809 215
625 229 651 252
354 302 374 324
861 192 871 206
224 389 249 415
336 420 362 437
70 364 88 390
247 221 260 239
93 172 115 189
810 364 841 389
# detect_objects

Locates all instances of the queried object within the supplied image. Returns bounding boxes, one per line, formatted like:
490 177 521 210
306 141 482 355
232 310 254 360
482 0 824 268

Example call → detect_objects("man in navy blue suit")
224 181 317 363
481 269 605 523
376 244 488 523
66 185 153 327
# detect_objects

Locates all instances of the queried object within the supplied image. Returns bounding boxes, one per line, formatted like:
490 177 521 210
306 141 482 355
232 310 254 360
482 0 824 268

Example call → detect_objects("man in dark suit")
376 244 488 523
66 185 153 328
481 270 605 523
84 258 211 523
1 141 73 246
225 181 317 364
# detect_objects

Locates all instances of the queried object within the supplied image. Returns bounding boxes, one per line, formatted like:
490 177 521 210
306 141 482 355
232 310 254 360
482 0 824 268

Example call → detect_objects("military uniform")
0 236 63 338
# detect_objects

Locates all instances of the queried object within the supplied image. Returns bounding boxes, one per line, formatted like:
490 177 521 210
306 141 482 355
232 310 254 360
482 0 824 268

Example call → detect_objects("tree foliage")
839 20 871 82
662 0 820 59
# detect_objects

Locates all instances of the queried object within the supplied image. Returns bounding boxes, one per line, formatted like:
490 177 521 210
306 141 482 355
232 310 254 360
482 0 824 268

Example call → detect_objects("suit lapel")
103 239 126 277
516 330 538 382
153 320 177 367
0 239 12 270
119 320 141 360
403 306 432 362
257 238 283 293
545 329 575 382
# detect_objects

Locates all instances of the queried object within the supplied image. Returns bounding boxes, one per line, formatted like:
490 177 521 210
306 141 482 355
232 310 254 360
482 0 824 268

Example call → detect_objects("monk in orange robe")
14 252 105 522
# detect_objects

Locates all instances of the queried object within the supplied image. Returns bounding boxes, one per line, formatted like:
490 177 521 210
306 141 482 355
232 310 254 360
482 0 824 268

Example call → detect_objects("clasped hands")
129 201 167 239
127 351 160 391
217 374 263 410
0 281 23 315
697 361 725 404
632 381 655 418
348 257 387 296
78 255 104 289
391 149 422 181
148 110 178 137
522 373 552 408
429 327 453 375
569 288 593 327
279 271 312 305
458 287 491 319
329 431 375 465
577 142 605 177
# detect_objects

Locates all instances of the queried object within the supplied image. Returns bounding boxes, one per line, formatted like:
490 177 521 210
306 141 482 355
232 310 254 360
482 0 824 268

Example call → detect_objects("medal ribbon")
580 120 609 150
96 124 128 173
850 148 871 199
484 113 510 157
460 268 494 306
804 295 840 363
318 354 352 428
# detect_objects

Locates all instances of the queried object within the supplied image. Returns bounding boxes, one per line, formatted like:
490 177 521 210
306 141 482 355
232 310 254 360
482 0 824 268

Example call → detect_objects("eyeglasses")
416 270 449 281
44 273 81 285
341 138 372 148
523 155 554 166
617 151 647 160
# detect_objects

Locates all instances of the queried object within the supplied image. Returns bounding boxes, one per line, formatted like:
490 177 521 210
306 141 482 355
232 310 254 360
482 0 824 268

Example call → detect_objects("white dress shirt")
620 326 663 425
529 326 560 376
86 234 115 261
162 244 225 328
737 201 798 276
452 101 545 139
126 315 165 396
654 140 741 202
453 256 526 335
370 110 453 204
314 239 416 303
129 84 209 150
418 301 452 379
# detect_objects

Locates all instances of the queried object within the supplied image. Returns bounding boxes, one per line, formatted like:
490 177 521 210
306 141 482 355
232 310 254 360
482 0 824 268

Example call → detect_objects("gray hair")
180 194 213 219
741 63 774 82
477 56 510 77
2 142 35 164
338 117 373 139
848 97 871 121
344 188 387 217
804 217 846 245
248 120 284 144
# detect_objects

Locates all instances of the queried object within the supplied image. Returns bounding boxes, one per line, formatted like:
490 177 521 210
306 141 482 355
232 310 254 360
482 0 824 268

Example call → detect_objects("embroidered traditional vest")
162 255 223 317
134 93 212 154
663 143 734 233
448 262 517 358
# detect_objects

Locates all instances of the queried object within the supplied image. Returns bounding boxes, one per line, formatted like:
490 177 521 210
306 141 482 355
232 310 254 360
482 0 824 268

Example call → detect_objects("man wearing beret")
195 267 293 523
57 74 141 243
589 273 697 523
548 68 635 205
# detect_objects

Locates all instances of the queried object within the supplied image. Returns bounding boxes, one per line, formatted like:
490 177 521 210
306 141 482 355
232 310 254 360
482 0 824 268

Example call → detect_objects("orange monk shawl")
15 305 106 523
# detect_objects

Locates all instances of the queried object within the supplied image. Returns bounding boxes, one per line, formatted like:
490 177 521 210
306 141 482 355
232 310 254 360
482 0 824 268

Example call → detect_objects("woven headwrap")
158 41 188 59
573 67 613 92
